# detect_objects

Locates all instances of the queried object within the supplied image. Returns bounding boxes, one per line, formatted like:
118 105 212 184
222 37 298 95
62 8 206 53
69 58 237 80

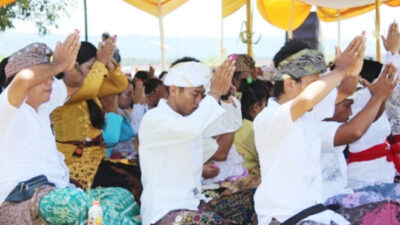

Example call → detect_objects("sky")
1 0 400 61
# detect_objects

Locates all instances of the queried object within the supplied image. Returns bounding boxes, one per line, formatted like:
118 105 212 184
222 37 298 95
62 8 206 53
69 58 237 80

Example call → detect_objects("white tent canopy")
301 0 389 9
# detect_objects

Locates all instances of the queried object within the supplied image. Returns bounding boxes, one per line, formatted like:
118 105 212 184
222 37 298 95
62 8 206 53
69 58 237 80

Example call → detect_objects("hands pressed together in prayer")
53 31 81 72
334 34 366 78
382 21 400 54
209 59 236 101
97 36 117 69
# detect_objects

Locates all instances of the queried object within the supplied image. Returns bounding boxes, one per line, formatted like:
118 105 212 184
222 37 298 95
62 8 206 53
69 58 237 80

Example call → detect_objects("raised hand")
132 80 145 104
363 63 399 101
97 37 116 65
334 35 366 78
381 21 400 54
148 65 155 78
209 59 235 99
53 31 81 72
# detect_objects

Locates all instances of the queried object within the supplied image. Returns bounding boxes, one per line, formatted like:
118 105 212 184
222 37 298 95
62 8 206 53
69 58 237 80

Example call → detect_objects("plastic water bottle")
88 200 103 225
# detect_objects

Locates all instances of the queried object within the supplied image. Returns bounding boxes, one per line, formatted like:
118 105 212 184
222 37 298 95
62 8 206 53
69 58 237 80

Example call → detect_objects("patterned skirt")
325 183 400 208
269 201 400 225
155 189 257 225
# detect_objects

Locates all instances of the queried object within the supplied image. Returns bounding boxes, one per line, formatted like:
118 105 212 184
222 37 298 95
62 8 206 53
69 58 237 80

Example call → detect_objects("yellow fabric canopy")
0 0 16 7
257 0 311 31
257 0 400 31
123 0 188 17
222 0 246 18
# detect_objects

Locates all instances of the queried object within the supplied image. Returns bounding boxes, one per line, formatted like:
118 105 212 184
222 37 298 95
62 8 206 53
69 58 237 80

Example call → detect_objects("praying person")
253 36 366 225
51 38 129 190
139 60 256 225
0 33 140 225
322 63 398 200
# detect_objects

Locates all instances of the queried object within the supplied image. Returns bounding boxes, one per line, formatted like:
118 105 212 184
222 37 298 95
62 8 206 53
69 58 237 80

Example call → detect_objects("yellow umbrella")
0 0 16 7
123 0 188 69
257 0 400 61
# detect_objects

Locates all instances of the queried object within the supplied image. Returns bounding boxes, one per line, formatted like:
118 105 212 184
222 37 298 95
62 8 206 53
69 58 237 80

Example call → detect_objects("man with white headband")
253 36 366 225
139 59 256 225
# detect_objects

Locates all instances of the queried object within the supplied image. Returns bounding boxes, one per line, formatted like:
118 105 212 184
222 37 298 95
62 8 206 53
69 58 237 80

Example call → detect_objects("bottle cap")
92 200 100 206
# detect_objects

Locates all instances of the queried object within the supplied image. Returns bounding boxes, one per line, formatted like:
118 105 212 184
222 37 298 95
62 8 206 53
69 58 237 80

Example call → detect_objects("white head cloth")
164 62 212 87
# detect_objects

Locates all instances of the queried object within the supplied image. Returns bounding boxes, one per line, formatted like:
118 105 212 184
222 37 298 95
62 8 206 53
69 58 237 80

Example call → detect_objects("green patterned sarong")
39 187 141 225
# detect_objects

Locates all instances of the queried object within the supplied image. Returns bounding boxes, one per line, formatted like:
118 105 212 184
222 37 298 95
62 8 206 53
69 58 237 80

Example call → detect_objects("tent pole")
288 0 294 39
337 10 341 49
221 17 224 62
84 0 88 42
157 0 166 70
246 0 253 56
375 0 381 62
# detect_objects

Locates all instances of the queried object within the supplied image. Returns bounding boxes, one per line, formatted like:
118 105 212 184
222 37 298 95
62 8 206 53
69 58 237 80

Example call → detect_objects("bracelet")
208 90 222 99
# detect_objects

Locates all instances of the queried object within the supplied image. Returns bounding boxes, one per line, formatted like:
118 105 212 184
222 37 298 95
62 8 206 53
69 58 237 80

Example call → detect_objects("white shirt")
320 121 353 199
203 96 243 162
139 96 224 225
347 88 394 189
0 79 70 205
385 52 400 135
254 89 349 225
203 97 245 184
131 103 148 137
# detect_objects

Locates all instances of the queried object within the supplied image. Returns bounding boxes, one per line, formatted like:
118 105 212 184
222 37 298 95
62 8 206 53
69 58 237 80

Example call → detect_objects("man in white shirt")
0 33 140 225
139 60 256 225
253 36 366 225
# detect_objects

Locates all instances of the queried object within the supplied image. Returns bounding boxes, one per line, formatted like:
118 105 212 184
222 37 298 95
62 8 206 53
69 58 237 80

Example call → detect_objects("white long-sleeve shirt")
254 89 349 225
0 79 70 206
139 96 224 225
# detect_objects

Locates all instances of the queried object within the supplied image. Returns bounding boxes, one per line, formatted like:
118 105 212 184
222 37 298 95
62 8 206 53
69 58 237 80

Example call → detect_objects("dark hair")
241 80 269 121
272 39 309 98
360 59 383 83
102 32 110 39
76 42 105 129
0 57 9 91
77 42 97 65
134 71 149 82
170 57 200 67
144 78 163 95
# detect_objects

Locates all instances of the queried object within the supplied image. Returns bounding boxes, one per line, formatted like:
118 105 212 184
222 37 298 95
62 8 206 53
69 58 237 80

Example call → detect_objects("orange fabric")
0 0 16 7
123 0 188 17
257 0 400 30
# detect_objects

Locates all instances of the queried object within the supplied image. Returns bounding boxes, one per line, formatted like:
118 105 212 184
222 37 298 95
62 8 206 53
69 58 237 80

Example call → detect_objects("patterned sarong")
39 187 141 225
155 189 257 225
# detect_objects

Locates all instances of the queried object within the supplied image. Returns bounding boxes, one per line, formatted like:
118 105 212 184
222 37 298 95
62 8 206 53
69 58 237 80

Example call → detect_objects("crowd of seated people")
3 22 400 225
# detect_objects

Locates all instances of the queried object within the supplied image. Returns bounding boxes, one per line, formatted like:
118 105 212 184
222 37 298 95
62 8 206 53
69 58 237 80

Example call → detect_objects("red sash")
347 140 400 173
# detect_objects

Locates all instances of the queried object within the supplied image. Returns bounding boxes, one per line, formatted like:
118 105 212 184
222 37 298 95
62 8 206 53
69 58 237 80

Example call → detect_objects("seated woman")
51 38 129 190
99 84 143 203
344 23 400 190
201 93 246 190
0 34 140 225
234 80 269 176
